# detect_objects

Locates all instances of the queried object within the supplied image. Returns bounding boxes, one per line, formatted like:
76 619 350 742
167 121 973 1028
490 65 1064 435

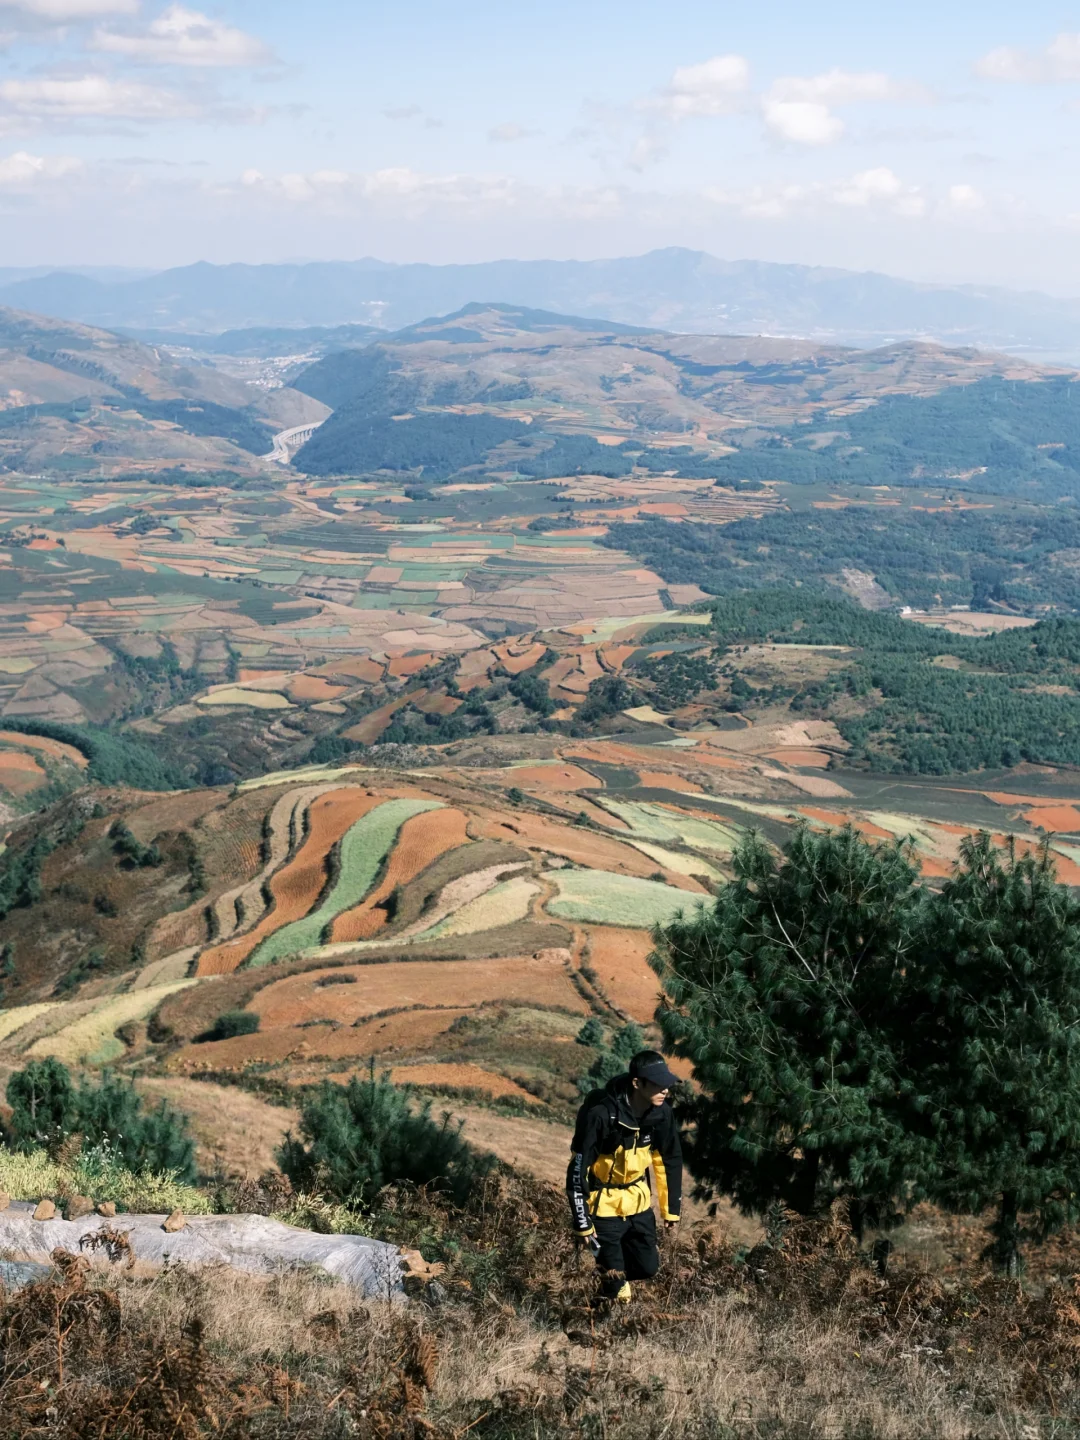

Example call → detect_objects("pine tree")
904 833 1080 1274
577 1049 625 1098
277 1069 493 1207
653 826 927 1223
6 1058 75 1149
611 1022 645 1060
575 1018 605 1047
4 1060 195 1180
74 1072 196 1181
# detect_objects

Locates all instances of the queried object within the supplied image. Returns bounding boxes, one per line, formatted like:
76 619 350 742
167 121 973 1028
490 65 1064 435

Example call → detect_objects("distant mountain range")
4 249 1080 362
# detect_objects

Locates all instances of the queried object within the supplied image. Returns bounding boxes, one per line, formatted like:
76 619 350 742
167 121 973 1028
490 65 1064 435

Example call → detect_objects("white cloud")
0 74 208 124
975 33 1080 83
769 69 931 105
230 164 629 224
91 5 273 67
762 99 844 146
0 0 135 17
384 105 422 120
948 182 985 211
761 69 931 147
651 53 750 119
705 166 929 220
0 147 79 182
488 122 532 143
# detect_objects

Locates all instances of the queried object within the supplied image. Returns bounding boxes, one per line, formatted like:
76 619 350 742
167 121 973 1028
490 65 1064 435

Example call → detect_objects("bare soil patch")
251 954 589 1029
582 925 661 1023
387 1062 542 1102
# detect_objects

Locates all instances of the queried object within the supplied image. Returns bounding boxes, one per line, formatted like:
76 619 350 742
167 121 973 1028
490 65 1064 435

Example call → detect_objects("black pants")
593 1210 659 1285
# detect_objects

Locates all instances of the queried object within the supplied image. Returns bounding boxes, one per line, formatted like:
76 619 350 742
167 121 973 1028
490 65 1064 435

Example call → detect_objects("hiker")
567 1049 683 1302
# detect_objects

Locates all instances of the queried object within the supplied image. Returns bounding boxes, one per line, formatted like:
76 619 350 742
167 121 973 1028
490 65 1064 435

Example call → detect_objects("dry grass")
0 1178 1071 1438
134 1079 299 1180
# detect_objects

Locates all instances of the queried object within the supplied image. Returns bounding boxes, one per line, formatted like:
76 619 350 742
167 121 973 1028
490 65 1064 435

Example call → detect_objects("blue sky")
0 0 1079 288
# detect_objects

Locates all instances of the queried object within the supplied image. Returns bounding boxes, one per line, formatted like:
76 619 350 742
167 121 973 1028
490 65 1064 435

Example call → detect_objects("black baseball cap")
629 1051 680 1089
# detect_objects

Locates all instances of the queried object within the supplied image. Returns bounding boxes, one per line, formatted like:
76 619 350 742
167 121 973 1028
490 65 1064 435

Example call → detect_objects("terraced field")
2 702 1080 1114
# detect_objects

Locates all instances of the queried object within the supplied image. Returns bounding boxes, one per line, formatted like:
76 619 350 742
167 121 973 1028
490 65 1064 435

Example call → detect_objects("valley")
0 289 1078 1278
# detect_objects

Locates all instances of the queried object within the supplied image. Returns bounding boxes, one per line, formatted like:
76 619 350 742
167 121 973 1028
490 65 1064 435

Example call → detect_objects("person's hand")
664 1218 680 1233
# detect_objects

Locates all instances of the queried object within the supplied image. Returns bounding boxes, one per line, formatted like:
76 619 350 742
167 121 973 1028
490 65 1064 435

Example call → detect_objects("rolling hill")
0 306 328 475
6 249 1080 360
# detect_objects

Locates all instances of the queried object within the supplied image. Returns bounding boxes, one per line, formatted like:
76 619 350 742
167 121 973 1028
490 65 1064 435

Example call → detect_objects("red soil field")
388 1063 542 1102
288 675 348 703
0 751 45 794
474 810 667 878
496 641 548 675
331 807 471 942
919 857 953 878
511 764 601 792
582 926 661 1023
0 731 86 768
169 1008 476 1072
799 807 852 827
250 954 590 1029
639 502 688 516
635 770 702 793
764 748 832 768
318 656 385 683
567 740 690 770
543 656 579 699
689 749 752 771
600 644 637 671
196 788 381 975
414 692 462 716
238 669 287 684
1022 805 1080 833
388 653 438 678
343 692 419 744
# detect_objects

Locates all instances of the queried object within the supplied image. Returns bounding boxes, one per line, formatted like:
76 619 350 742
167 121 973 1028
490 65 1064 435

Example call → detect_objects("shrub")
575 1017 604 1047
4 1061 196 1182
199 1010 260 1042
277 1069 494 1208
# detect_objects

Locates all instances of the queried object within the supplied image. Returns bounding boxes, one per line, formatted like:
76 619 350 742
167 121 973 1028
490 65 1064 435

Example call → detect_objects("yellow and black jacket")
567 1076 683 1233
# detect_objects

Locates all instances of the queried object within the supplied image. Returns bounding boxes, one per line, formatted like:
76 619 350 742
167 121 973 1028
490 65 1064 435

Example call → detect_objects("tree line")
654 824 1080 1273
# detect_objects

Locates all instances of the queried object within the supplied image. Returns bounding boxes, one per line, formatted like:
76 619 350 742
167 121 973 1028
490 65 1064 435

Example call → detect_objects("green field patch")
397 565 468 581
248 797 442 966
26 982 198 1066
624 839 724 880
546 870 702 928
353 593 398 609
257 569 303 585
593 798 741 854
416 875 539 940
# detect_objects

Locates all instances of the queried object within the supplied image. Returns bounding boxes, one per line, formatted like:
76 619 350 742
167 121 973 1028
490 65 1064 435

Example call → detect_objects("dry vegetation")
2 1177 1078 1439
